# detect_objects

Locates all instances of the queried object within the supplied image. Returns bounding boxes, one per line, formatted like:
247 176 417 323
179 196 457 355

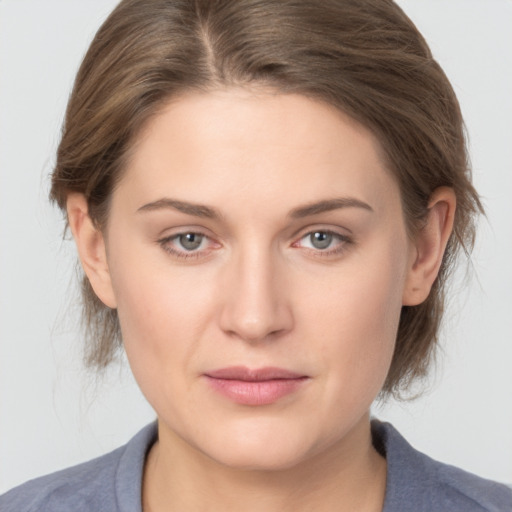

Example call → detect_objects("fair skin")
67 88 455 512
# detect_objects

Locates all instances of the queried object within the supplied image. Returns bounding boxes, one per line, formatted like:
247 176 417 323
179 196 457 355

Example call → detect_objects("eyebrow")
289 197 374 218
137 198 220 219
137 196 373 219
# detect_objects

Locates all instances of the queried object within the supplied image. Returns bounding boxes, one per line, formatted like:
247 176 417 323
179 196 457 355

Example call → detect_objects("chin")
211 444 309 472
192 420 318 472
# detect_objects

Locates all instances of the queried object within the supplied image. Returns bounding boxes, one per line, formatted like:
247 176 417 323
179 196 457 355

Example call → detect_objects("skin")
67 88 455 511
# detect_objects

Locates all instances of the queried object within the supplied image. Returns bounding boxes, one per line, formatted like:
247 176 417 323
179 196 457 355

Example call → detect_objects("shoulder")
0 447 124 512
372 420 512 512
0 422 157 512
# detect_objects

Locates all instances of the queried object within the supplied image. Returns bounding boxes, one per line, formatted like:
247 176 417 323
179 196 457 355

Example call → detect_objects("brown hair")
51 0 482 397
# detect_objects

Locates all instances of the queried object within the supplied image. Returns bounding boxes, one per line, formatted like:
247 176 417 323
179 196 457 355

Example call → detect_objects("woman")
1 0 511 510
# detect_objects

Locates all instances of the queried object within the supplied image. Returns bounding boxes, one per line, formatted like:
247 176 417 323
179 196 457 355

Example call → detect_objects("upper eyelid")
157 226 215 241
292 225 351 241
300 228 348 237
159 231 212 247
158 232 218 260
289 229 351 256
156 225 352 246
295 230 349 245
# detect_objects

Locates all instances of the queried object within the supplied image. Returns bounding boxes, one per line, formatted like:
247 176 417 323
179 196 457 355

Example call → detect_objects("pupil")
311 231 332 249
179 233 203 250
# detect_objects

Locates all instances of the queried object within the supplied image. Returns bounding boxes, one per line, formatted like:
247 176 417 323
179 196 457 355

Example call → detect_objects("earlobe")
402 187 456 306
66 193 117 309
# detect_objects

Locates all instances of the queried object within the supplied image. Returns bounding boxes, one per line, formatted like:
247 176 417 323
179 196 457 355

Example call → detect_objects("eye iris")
179 233 203 250
310 231 332 249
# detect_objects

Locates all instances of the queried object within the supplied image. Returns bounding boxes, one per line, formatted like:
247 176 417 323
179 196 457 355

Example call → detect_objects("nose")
218 246 294 343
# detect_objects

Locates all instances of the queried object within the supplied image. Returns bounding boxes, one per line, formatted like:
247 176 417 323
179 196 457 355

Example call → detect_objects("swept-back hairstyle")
50 0 482 396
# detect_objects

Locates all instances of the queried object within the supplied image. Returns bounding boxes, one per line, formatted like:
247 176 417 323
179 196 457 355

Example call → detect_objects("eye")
177 233 205 251
294 229 350 255
158 231 218 259
306 231 335 250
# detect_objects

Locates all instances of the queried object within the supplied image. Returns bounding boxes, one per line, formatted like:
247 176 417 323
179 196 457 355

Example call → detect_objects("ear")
402 187 456 306
66 193 117 309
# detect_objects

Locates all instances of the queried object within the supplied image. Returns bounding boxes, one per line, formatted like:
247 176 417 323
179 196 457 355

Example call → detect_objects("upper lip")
205 366 307 381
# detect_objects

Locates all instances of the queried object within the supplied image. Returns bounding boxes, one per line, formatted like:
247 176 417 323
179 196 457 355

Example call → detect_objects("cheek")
107 246 216 384
300 244 407 401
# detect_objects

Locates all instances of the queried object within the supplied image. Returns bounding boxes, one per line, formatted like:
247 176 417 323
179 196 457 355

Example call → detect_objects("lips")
204 366 309 406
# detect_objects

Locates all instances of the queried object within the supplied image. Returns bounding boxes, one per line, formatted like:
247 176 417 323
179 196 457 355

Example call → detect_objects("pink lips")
204 366 309 406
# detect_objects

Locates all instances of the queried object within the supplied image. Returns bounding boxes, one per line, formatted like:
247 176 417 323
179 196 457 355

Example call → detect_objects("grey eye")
309 231 333 249
178 233 204 251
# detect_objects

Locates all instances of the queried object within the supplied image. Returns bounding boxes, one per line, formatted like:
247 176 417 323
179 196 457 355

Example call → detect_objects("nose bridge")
219 241 292 342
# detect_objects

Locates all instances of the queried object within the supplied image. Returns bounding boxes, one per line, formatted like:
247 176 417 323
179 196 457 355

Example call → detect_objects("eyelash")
158 232 216 260
157 229 352 260
292 230 352 257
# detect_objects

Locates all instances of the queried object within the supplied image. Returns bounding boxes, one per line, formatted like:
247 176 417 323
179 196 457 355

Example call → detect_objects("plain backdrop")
1 0 511 493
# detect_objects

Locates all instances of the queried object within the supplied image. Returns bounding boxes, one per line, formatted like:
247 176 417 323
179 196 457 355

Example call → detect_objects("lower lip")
205 376 308 406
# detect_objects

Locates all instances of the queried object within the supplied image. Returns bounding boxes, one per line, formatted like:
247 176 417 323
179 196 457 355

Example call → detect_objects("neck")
142 414 386 512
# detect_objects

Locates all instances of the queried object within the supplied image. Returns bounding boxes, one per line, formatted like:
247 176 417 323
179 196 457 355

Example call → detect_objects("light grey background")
1 0 511 493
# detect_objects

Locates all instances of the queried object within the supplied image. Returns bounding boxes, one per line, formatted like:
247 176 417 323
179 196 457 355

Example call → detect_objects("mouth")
204 366 310 406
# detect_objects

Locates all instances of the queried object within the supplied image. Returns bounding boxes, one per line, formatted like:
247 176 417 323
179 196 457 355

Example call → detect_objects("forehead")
118 88 400 217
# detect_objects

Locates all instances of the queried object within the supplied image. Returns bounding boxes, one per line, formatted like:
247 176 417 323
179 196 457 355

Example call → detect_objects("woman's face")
103 89 414 469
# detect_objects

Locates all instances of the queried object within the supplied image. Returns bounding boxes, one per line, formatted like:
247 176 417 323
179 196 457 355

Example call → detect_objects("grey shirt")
1 421 511 511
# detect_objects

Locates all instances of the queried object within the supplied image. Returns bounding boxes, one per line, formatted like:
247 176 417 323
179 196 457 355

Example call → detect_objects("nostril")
220 307 293 343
